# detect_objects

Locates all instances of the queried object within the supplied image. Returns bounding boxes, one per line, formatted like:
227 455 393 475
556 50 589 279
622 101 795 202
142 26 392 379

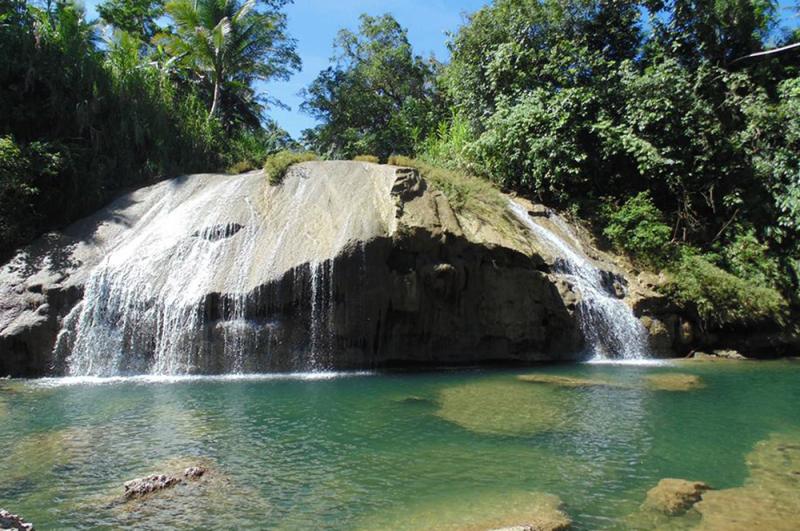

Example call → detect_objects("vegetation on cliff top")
301 1 800 331
2 0 798 333
263 150 319 186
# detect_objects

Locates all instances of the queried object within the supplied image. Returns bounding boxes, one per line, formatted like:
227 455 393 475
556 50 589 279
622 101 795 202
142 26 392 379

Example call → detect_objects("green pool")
1 360 799 529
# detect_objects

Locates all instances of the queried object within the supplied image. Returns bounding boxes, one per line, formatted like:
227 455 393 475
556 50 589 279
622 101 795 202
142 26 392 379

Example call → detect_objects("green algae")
435 379 572 437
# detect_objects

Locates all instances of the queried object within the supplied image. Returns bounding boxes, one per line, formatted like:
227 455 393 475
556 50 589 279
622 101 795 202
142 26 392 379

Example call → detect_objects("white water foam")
509 201 651 361
29 371 376 388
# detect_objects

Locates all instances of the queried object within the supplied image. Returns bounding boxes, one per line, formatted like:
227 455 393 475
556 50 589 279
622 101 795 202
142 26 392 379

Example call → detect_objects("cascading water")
52 162 398 376
509 201 650 360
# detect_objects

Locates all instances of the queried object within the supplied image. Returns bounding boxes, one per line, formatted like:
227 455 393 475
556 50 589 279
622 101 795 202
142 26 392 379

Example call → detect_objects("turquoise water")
0 360 798 529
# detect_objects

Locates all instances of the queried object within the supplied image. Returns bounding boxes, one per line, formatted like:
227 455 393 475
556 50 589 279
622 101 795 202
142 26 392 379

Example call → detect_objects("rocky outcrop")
124 474 182 500
641 479 711 516
0 162 638 376
0 509 34 531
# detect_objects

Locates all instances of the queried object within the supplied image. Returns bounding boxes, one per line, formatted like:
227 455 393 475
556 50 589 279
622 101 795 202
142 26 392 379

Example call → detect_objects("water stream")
509 201 650 360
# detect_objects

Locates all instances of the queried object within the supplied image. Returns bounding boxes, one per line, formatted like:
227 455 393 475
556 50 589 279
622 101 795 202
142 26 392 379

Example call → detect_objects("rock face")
0 509 34 531
0 161 654 376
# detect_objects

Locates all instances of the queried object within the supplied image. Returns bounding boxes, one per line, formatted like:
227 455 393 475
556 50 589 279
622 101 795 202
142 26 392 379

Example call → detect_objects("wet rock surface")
123 474 181 500
0 162 588 376
0 509 34 531
641 479 711 515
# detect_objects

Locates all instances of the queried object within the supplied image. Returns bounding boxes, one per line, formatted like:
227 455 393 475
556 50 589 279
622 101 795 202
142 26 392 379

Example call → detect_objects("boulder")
123 474 181 500
641 478 711 516
0 509 34 531
183 466 207 479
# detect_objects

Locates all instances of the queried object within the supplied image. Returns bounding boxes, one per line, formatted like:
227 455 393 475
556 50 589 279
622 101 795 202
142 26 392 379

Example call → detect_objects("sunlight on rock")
694 432 800 530
641 478 711 516
83 456 274 529
627 432 800 530
644 373 704 392
436 380 570 436
355 490 571 531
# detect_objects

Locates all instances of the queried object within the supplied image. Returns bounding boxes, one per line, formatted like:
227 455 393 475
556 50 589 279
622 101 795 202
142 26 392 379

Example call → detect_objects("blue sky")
82 0 798 138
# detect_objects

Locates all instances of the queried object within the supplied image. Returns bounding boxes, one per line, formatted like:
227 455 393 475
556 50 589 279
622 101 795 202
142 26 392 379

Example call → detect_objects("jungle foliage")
0 0 298 259
302 2 800 329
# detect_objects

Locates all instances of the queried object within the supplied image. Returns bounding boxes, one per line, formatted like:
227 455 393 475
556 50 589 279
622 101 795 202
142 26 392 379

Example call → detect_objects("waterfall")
509 201 650 360
53 163 398 376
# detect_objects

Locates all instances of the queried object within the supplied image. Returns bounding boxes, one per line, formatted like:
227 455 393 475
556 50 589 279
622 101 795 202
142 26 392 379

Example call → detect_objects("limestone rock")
712 349 746 360
0 509 34 531
644 373 704 391
641 478 711 516
2 161 693 375
183 466 207 479
694 432 800 530
123 474 182 500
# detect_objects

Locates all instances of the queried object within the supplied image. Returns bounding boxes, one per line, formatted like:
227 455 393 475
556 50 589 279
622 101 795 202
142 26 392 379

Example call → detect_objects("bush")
665 252 788 329
353 155 380 163
227 160 255 174
603 192 674 268
263 151 319 185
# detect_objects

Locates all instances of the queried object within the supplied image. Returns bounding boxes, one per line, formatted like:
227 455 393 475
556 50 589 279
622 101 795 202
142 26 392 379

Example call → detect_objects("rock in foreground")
123 474 182 500
641 478 711 516
0 509 34 531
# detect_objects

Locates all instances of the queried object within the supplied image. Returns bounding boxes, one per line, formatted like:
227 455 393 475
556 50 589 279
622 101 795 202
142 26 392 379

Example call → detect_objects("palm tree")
161 0 299 129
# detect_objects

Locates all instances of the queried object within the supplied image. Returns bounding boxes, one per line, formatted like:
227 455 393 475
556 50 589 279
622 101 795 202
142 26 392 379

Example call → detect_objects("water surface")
1 360 798 529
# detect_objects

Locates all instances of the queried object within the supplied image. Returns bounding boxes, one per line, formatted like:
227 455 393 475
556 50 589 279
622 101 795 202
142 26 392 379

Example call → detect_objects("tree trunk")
209 78 220 118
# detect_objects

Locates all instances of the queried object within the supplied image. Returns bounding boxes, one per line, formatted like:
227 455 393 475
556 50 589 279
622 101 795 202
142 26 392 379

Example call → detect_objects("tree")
161 0 300 130
301 14 441 159
646 0 777 66
97 0 163 41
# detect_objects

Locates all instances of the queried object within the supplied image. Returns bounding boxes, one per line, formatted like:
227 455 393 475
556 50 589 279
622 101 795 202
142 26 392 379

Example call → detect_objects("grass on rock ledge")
264 151 319 185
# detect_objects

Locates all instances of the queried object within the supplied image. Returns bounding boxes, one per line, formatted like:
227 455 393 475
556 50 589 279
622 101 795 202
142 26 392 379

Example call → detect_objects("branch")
728 42 800 67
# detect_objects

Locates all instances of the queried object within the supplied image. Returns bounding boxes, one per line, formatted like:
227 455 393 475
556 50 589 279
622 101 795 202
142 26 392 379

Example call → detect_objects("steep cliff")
0 161 651 376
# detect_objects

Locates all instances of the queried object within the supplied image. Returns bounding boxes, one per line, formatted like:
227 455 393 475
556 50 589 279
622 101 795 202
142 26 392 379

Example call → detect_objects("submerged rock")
355 490 571 531
641 479 711 516
123 475 181 500
694 432 800 530
0 509 34 531
436 380 570 437
183 466 206 479
517 374 628 389
644 373 704 392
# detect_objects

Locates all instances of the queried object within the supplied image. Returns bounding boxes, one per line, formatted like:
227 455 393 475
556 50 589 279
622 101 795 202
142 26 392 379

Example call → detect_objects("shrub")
603 192 674 268
227 160 255 174
664 252 788 329
722 227 783 290
263 151 319 185
353 155 380 163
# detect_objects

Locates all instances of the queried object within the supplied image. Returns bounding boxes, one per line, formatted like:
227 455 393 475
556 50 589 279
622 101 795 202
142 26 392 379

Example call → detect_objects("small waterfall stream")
509 201 650 360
